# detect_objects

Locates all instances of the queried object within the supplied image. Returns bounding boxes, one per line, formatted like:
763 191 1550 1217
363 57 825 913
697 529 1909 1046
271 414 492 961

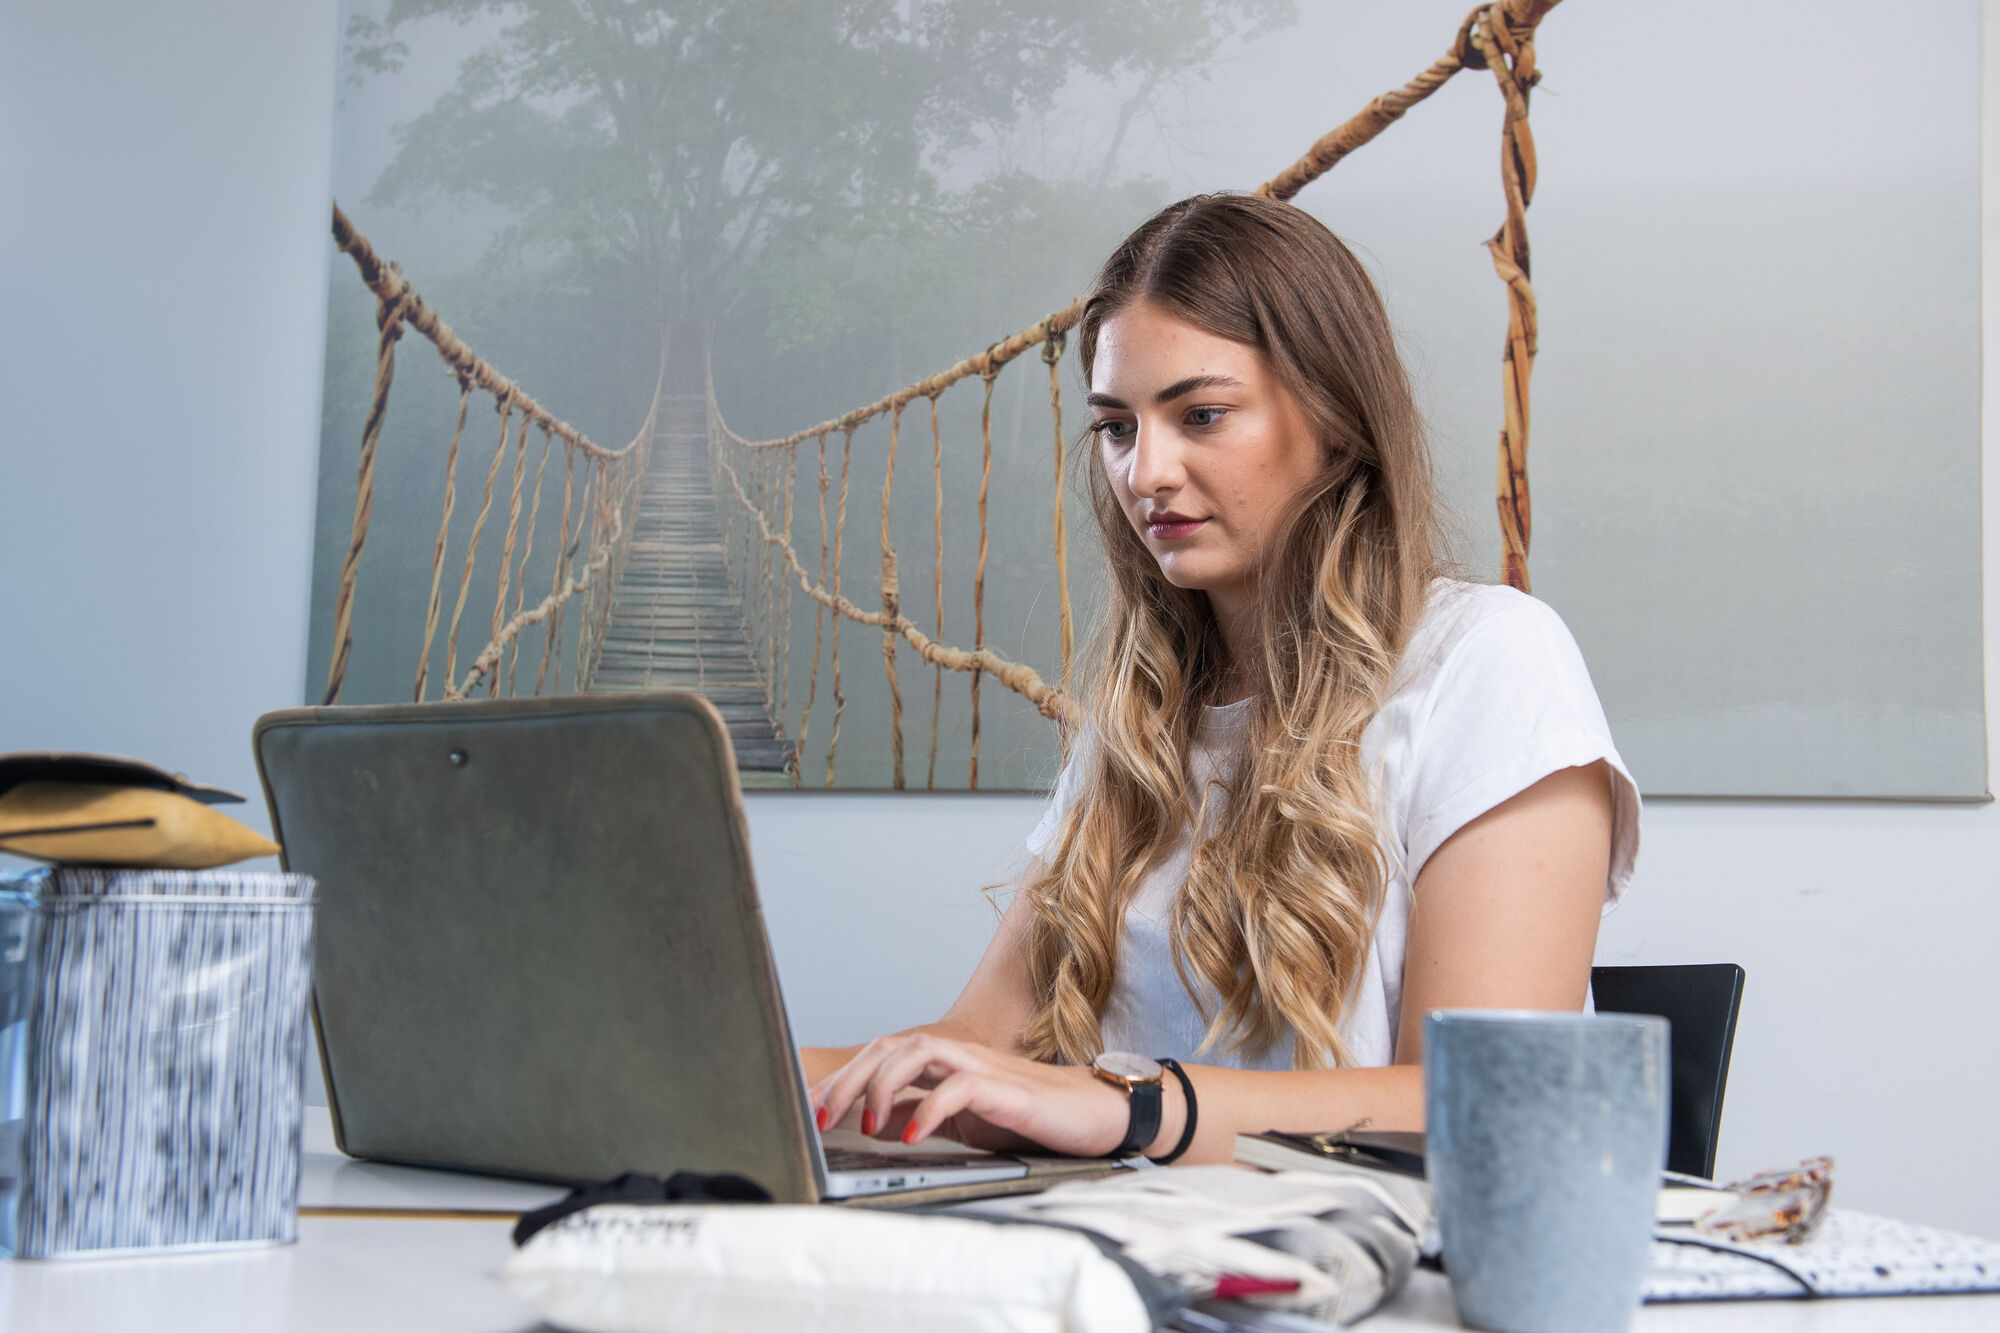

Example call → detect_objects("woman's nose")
1126 425 1185 498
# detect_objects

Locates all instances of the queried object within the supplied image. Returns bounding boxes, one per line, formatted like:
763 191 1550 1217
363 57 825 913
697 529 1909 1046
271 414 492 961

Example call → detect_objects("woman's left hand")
809 1032 1131 1157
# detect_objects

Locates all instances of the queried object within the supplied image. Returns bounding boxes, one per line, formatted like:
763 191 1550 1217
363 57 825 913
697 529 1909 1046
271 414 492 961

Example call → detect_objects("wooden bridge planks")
589 392 794 779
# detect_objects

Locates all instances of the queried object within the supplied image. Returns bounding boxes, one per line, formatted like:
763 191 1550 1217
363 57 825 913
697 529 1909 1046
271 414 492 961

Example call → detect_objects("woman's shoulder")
1396 577 1581 693
1379 579 1640 903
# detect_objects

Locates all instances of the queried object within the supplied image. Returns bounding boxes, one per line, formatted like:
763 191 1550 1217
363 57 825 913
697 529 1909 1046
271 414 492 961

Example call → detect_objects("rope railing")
452 376 662 700
706 0 1558 788
710 411 1076 721
322 203 655 705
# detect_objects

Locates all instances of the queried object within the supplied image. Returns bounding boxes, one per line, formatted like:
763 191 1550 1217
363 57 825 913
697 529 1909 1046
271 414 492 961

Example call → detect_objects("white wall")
4 0 1996 1240
0 0 339 796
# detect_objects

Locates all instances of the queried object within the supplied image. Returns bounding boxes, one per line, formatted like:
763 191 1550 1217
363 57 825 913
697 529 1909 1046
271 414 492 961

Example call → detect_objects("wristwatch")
1090 1051 1165 1158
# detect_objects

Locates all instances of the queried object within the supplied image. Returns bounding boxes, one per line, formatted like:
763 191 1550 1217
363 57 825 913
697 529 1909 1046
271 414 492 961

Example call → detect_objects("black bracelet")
1148 1058 1198 1165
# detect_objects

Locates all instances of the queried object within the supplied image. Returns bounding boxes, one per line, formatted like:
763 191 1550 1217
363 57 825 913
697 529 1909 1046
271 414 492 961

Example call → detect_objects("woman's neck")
1206 584 1261 703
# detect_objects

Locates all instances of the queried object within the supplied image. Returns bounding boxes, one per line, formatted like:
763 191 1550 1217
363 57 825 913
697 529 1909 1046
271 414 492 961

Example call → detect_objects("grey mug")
1424 1009 1669 1333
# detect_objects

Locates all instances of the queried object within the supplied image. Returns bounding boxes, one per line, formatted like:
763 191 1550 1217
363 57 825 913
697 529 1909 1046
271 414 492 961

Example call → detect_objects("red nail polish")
1213 1275 1301 1301
861 1108 877 1136
902 1122 923 1145
814 1104 830 1132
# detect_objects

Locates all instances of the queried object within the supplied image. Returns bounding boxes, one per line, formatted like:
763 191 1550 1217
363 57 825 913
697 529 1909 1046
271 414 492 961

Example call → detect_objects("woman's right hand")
799 874 1042 1126
810 1028 1134 1156
800 1019 981 1103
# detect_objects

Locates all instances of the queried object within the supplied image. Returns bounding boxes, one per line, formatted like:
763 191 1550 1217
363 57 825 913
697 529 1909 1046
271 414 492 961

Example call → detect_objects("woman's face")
1090 300 1323 609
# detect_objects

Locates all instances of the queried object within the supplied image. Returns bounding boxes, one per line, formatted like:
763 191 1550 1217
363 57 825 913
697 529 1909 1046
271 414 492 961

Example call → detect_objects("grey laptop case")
253 692 822 1202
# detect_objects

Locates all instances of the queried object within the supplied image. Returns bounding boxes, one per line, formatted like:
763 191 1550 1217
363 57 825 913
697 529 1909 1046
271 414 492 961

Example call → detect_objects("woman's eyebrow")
1153 374 1244 404
1087 375 1246 411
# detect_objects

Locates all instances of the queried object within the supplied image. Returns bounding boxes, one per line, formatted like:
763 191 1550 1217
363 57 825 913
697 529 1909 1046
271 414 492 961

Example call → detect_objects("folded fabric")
0 781 279 868
963 1167 1425 1326
502 1203 1154 1333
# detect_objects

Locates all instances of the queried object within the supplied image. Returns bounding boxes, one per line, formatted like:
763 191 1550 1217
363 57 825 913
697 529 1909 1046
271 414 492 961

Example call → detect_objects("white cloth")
502 1204 1152 1333
968 1166 1428 1326
1023 579 1641 1070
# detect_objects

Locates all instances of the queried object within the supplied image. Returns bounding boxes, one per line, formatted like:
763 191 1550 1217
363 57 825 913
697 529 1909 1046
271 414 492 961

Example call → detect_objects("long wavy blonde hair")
1022 194 1443 1070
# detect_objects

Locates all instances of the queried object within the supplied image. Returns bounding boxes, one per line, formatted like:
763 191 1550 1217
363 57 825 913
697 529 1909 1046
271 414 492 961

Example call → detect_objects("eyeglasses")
1694 1156 1833 1244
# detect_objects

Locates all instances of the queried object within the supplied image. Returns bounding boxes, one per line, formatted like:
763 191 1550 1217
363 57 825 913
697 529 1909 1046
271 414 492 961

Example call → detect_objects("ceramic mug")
1424 1009 1669 1333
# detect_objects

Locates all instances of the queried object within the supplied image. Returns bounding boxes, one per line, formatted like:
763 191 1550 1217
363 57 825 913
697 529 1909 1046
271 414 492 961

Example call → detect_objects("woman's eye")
1185 406 1227 428
1092 418 1134 442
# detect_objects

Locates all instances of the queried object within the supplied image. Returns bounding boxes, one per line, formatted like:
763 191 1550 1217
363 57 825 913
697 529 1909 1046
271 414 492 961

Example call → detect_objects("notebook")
255 691 1093 1205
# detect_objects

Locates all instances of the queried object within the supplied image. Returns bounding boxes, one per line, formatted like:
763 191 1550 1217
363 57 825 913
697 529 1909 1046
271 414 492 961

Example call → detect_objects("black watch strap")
1110 1077 1163 1158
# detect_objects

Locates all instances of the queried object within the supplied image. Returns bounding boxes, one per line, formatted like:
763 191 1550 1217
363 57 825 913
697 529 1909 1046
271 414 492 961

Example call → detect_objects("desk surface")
3 1108 1996 1333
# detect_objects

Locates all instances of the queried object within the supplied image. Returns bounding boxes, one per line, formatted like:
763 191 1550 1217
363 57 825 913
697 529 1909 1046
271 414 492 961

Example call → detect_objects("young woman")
806 193 1640 1166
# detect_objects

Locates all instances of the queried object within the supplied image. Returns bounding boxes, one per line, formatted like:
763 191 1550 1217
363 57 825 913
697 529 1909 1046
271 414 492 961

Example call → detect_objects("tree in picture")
318 0 1293 788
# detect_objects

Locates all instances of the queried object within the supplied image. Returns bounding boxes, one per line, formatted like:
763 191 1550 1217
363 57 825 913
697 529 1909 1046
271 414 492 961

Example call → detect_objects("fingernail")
861 1108 877 1136
901 1122 923 1145
814 1104 830 1132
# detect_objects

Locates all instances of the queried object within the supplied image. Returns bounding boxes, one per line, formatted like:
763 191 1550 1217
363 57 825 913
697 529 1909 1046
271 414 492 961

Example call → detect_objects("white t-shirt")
1023 579 1641 1070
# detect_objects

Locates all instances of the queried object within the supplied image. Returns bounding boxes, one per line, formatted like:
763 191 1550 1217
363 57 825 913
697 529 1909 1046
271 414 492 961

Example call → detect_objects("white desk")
4 1109 1996 1332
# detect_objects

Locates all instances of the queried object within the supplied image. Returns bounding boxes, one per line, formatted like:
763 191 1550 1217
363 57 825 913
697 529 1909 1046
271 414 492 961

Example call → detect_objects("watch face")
1094 1051 1163 1082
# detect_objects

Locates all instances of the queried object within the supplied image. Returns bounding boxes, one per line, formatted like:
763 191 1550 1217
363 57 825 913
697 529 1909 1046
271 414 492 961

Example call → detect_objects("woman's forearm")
1148 1062 1424 1164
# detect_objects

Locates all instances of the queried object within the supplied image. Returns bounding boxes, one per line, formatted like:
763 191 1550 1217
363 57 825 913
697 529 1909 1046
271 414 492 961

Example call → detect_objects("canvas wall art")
308 0 1985 796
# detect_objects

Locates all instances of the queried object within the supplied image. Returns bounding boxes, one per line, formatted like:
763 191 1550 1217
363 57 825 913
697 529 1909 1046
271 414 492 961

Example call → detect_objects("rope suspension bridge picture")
597 389 794 774
315 0 1560 790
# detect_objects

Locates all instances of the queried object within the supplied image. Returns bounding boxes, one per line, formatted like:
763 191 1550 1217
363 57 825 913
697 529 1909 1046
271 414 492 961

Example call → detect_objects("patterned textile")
1647 1210 2000 1300
0 867 316 1257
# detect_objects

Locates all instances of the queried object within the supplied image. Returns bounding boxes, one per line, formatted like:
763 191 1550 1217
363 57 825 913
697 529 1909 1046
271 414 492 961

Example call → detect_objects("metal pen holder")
0 866 316 1259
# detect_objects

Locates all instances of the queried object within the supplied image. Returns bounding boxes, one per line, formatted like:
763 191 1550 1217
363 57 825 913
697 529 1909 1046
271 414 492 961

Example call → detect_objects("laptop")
253 692 1036 1203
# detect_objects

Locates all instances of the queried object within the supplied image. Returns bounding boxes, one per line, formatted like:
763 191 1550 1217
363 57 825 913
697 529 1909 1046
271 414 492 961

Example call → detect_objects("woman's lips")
1145 514 1207 540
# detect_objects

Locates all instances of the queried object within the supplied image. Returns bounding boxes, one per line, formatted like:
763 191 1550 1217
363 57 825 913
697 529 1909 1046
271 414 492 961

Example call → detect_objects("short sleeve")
1397 592 1641 908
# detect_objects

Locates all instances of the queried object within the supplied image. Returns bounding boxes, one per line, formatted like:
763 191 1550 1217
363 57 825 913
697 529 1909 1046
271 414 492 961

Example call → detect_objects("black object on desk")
1257 1128 1427 1178
1592 963 1745 1179
512 1170 773 1245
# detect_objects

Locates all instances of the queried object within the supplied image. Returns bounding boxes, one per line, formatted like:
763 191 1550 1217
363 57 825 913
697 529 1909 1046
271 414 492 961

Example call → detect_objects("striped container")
0 866 316 1258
